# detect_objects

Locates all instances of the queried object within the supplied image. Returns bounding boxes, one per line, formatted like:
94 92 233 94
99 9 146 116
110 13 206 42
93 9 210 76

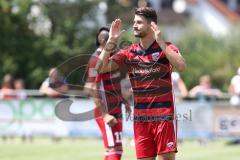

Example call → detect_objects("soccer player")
85 26 131 160
96 7 186 160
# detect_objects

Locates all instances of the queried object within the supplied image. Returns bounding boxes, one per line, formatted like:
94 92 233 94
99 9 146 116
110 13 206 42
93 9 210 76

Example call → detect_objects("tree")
177 23 240 91
0 0 100 88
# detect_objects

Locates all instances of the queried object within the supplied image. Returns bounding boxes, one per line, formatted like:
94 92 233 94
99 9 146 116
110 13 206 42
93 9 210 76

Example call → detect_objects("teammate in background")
171 72 188 102
228 67 240 105
96 7 186 160
39 68 68 97
85 26 131 160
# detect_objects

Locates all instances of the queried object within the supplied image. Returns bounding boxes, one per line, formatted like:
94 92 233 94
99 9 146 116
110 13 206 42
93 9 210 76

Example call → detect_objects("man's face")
98 30 109 46
133 15 150 38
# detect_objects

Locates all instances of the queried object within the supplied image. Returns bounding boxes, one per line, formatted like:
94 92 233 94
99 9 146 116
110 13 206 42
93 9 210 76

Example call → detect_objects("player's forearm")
96 40 117 73
92 97 108 117
157 38 186 72
89 90 100 105
165 48 186 72
95 49 111 73
88 83 101 107
91 82 109 116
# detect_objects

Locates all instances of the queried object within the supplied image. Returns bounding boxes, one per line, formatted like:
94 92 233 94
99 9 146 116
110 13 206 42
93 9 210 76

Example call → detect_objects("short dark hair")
96 26 110 47
135 7 157 23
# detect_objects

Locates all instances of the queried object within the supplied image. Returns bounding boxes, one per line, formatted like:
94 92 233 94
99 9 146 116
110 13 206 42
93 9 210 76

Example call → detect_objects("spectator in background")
171 72 188 102
0 74 15 100
14 79 27 100
189 75 222 100
228 67 240 105
39 68 68 97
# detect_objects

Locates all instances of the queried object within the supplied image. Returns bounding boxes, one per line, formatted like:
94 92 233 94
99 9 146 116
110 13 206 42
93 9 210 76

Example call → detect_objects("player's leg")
96 115 123 160
157 152 175 160
137 157 155 160
95 116 110 160
106 145 123 160
106 116 123 160
134 122 156 159
155 120 177 160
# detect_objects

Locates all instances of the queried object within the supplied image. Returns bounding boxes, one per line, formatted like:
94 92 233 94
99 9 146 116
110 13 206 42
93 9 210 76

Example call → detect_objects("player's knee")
157 152 176 160
105 154 122 160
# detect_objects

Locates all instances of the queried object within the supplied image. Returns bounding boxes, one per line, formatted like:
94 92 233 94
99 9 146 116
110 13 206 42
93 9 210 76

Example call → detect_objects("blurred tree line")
0 0 101 88
0 0 239 92
177 22 240 91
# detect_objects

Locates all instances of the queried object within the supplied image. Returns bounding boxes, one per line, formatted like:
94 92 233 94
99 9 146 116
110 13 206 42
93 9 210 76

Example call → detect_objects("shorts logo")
167 142 174 149
152 52 159 61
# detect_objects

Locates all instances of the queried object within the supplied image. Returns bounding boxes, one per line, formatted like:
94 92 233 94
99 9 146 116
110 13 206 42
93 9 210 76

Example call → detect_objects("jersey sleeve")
110 48 129 65
86 55 99 83
166 42 180 55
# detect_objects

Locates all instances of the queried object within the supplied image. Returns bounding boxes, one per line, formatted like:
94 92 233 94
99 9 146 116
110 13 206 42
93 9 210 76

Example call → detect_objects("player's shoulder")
124 43 139 51
117 43 138 55
88 49 100 66
165 42 180 52
94 48 102 56
165 42 177 48
131 43 140 48
91 48 102 58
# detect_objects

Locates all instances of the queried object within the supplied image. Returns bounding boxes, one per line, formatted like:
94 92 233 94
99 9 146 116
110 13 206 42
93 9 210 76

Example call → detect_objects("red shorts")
134 120 177 159
95 116 123 148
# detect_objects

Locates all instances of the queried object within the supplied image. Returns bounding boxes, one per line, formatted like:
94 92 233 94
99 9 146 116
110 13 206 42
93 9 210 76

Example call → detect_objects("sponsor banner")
213 103 240 137
0 98 239 138
177 101 213 139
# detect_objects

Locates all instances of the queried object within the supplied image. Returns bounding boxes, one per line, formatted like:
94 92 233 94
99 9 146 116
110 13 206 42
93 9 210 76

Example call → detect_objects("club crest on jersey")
133 56 140 61
152 52 159 61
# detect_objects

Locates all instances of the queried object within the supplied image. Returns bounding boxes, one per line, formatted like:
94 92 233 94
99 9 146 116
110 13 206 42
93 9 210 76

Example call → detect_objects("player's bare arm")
96 19 124 73
87 82 103 108
151 22 186 72
94 80 118 127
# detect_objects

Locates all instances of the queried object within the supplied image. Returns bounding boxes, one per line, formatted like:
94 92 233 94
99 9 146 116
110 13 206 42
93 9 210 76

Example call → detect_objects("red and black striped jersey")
87 49 123 115
111 41 180 118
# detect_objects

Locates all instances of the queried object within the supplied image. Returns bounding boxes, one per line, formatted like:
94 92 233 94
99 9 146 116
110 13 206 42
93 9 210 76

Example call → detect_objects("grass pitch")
0 138 240 160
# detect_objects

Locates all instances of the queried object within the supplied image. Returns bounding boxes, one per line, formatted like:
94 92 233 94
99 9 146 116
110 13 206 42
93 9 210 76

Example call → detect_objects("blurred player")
96 7 186 160
85 26 131 160
171 72 188 102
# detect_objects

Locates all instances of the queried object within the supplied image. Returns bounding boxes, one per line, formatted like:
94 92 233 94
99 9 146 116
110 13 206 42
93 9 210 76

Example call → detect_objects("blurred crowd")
0 67 240 105
0 74 26 100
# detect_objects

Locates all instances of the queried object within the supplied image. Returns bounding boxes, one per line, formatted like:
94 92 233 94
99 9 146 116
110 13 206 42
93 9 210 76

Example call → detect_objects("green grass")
0 138 240 160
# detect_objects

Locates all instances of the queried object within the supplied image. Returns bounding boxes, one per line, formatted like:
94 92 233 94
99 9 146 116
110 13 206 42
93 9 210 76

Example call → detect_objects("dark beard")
134 32 146 38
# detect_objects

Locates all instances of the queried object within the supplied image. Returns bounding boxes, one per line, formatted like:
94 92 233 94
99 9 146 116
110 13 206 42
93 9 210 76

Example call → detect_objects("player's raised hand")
150 22 161 41
109 19 125 42
151 22 166 51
